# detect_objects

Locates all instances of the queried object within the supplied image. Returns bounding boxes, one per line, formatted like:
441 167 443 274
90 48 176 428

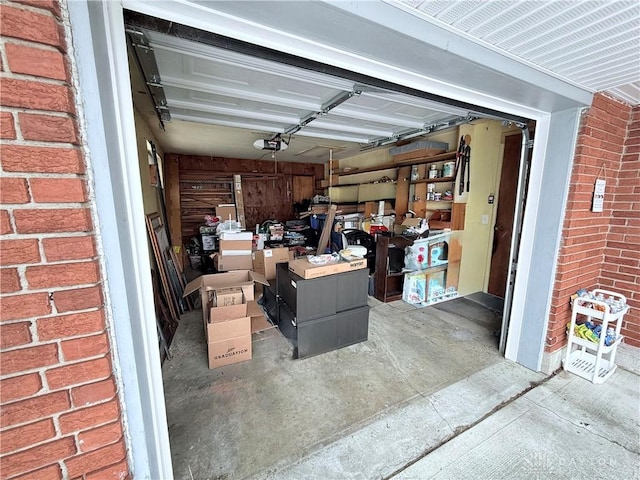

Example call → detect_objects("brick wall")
600 105 640 346
0 1 130 478
547 93 638 351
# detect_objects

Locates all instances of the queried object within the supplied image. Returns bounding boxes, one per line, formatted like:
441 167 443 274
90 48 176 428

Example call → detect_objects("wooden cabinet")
374 235 413 303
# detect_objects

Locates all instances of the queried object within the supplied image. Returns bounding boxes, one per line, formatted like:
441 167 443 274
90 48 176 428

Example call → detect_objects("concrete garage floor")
162 296 639 479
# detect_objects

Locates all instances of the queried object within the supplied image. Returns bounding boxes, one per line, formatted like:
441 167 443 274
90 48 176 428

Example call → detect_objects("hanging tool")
455 135 466 196
458 149 466 196
464 145 471 193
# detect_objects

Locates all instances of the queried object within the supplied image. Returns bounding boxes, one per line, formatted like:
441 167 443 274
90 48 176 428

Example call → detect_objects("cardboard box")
207 310 249 342
219 231 253 241
208 333 251 369
216 204 237 222
252 248 292 280
403 271 426 304
183 270 269 325
219 239 253 255
215 288 243 307
213 253 253 271
288 257 367 279
247 300 275 333
394 217 423 235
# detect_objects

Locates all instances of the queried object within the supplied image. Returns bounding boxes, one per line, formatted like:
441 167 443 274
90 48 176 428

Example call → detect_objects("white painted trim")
532 108 584 371
66 1 173 478
504 114 550 362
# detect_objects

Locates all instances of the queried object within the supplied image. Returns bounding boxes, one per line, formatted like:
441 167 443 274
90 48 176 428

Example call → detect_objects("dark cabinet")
274 263 370 358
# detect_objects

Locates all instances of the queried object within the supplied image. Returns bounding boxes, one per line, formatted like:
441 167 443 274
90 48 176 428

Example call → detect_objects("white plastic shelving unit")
563 289 628 384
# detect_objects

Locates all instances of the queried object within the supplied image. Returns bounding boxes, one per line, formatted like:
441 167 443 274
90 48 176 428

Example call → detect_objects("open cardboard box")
183 270 269 326
393 217 422 235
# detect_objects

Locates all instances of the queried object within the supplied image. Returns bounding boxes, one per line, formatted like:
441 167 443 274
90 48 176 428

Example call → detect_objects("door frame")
66 1 588 477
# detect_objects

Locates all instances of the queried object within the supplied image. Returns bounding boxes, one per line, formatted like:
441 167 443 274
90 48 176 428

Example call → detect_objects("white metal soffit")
395 0 640 105
142 30 478 146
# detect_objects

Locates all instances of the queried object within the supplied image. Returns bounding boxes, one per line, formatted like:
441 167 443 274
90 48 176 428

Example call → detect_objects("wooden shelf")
333 151 457 178
333 162 397 177
410 176 456 185
394 151 457 168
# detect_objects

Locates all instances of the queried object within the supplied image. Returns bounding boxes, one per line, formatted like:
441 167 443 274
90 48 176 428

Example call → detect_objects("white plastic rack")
563 289 628 384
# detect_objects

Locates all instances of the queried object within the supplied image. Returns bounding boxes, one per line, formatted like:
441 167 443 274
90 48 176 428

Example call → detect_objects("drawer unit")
260 283 279 325
276 263 369 323
280 305 370 359
275 262 370 359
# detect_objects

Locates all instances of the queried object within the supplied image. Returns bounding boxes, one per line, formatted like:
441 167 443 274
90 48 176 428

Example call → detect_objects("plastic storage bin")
562 289 628 384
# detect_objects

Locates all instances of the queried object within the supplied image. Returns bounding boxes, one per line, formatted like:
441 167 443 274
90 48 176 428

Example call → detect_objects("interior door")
488 134 521 298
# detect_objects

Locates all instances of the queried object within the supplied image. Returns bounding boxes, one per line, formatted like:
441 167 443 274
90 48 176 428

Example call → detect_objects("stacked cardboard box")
183 270 270 369
213 231 253 271
252 247 293 281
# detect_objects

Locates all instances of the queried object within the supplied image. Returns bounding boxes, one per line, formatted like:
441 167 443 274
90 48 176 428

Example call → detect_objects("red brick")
65 440 126 479
1 437 75 479
59 398 120 434
52 285 103 313
11 463 63 480
1 111 16 139
19 113 78 144
0 321 32 348
13 0 62 18
1 209 13 234
42 236 96 262
14 208 92 234
29 177 87 203
0 5 61 46
71 377 117 407
0 239 40 265
0 343 58 375
0 373 42 403
26 260 99 288
78 421 123 453
1 391 70 428
5 43 66 80
1 78 73 113
1 267 21 293
61 333 110 362
1 293 51 321
46 356 111 389
0 145 84 174
37 310 105 341
0 177 30 204
1 418 56 454
85 460 129 480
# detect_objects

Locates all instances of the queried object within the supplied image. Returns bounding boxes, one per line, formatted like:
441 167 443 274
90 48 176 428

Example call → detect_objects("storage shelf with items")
563 288 628 384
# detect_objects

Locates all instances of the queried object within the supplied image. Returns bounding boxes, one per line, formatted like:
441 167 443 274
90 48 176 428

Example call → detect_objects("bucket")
443 162 455 178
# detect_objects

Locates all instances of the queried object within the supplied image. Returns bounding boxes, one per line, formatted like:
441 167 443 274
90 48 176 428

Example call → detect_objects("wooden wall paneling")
168 154 325 242
293 175 315 203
